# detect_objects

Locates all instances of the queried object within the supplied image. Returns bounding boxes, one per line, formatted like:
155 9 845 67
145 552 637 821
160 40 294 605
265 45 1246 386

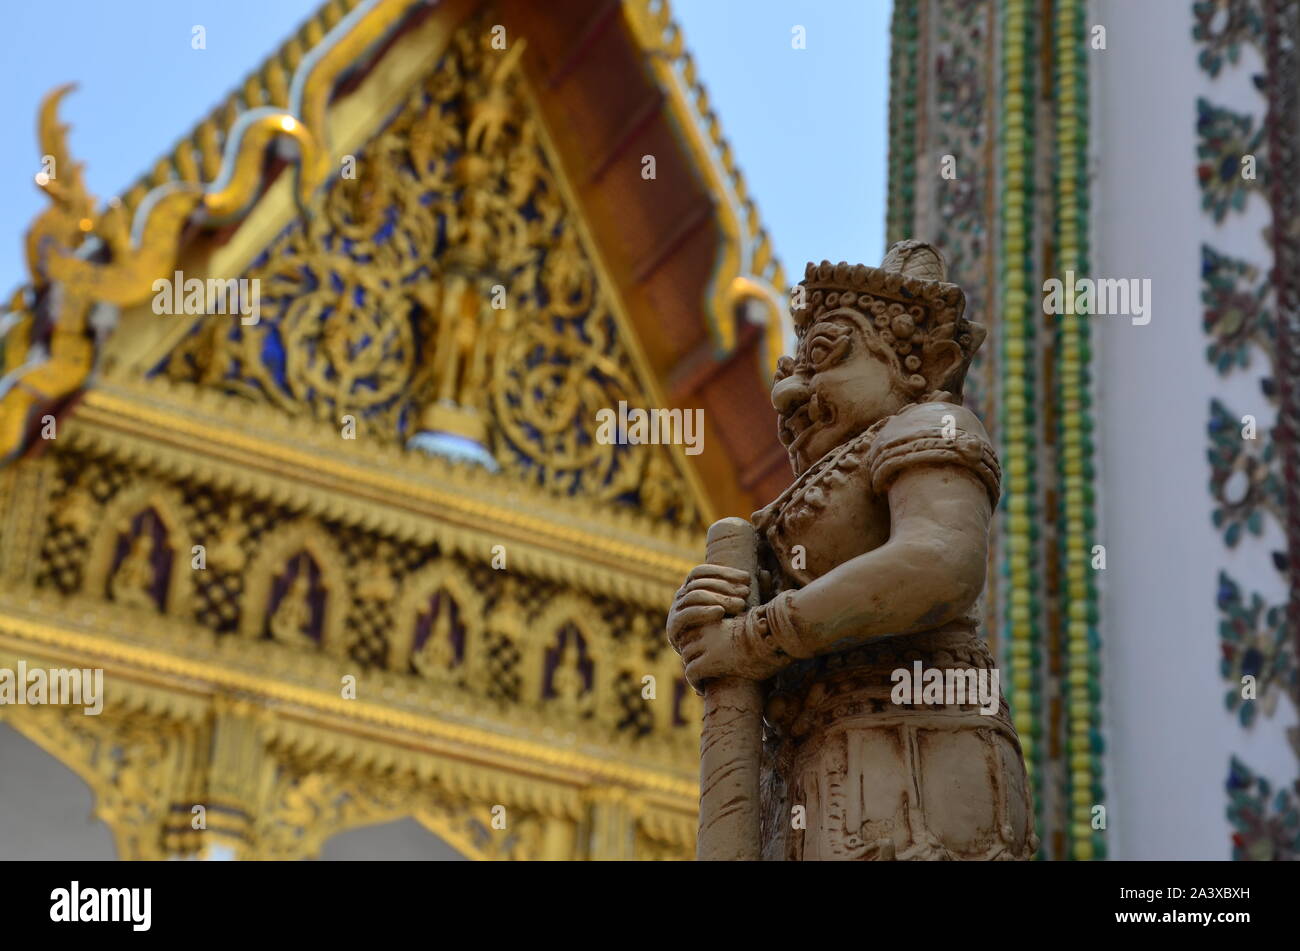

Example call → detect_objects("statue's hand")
665 564 751 653
677 615 746 692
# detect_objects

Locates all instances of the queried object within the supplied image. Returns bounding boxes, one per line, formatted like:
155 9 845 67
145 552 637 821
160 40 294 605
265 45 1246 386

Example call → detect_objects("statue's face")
771 313 906 476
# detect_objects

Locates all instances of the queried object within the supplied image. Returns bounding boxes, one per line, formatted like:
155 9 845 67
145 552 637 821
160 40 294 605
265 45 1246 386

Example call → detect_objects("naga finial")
25 84 97 286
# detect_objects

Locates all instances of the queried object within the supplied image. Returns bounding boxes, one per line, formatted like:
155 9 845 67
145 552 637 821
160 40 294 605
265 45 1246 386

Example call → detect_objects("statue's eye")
807 332 849 369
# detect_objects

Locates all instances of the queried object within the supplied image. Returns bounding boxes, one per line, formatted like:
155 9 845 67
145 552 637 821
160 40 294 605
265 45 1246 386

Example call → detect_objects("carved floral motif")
1196 97 1268 223
1217 571 1294 726
1194 0 1300 861
1226 756 1300 860
154 26 700 530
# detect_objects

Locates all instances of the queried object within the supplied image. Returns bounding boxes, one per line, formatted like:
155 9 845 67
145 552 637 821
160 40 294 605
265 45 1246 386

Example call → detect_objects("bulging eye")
807 332 849 369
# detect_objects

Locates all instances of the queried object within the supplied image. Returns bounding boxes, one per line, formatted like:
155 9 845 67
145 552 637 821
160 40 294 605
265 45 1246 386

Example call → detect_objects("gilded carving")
239 520 351 657
0 700 203 861
390 561 491 699
251 754 556 861
2 79 330 465
154 21 702 530
83 482 194 616
355 539 397 602
521 596 619 730
0 7 736 861
206 502 249 574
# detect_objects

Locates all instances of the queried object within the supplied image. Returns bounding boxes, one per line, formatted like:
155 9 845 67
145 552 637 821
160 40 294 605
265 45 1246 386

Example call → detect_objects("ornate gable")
153 24 701 530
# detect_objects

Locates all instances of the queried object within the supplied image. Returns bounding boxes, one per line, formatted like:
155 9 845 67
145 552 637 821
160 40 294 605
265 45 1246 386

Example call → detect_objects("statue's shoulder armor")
863 401 1000 505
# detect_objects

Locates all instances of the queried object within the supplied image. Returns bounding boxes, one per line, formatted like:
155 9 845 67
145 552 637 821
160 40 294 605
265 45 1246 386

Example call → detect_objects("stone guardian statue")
668 241 1038 861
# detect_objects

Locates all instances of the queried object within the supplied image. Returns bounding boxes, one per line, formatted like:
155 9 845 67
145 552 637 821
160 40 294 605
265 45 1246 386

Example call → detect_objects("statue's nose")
771 372 810 417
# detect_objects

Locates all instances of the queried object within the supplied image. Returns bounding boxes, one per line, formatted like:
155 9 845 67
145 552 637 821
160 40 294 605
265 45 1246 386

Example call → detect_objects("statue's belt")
761 622 1008 736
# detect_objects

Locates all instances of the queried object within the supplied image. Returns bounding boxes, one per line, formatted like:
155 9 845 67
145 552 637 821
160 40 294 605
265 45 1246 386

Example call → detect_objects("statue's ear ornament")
792 239 986 400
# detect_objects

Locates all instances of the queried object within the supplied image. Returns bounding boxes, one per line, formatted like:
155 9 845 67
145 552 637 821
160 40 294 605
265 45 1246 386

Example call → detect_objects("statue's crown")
793 240 986 399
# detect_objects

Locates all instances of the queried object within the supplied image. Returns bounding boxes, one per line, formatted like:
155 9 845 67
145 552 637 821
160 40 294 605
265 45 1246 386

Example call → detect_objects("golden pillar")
204 696 271 859
584 786 637 860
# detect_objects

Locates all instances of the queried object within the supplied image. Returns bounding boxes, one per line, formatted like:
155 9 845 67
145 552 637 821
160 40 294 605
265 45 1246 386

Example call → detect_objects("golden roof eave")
106 0 792 365
5 0 790 522
0 0 455 465
65 377 699 607
621 0 792 375
0 589 699 802
114 0 363 218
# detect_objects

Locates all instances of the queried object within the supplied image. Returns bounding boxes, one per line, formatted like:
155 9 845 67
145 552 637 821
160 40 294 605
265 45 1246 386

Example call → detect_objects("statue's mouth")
780 393 836 457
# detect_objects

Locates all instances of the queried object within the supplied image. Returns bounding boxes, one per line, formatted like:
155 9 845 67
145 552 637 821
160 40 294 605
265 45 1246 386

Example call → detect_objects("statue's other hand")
680 615 752 692
666 564 751 653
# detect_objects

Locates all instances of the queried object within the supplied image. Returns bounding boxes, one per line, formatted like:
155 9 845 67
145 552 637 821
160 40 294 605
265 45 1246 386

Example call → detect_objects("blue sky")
0 0 890 297
671 0 891 280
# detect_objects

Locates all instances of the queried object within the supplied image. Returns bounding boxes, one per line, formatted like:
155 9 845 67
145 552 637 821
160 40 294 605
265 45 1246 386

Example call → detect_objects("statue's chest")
755 434 890 593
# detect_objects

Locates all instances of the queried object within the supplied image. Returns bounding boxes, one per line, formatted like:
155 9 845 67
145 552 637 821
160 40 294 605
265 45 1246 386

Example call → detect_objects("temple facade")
2 0 1297 862
0 0 791 860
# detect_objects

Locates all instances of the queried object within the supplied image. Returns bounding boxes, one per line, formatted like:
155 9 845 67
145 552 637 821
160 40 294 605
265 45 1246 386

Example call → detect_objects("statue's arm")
753 463 992 661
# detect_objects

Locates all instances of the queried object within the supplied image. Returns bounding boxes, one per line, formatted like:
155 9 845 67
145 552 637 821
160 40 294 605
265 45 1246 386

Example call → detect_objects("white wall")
320 817 468 861
1092 0 1296 859
0 722 117 860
